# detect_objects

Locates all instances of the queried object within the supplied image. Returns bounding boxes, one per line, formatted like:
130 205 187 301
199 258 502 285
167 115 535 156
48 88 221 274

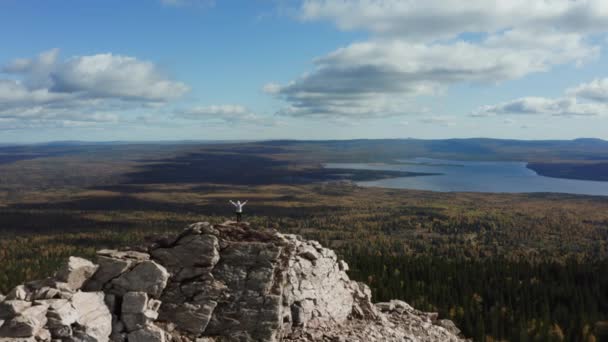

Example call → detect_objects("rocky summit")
0 221 466 342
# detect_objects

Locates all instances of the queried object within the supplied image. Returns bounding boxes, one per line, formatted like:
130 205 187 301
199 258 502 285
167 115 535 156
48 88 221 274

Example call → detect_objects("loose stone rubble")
0 221 467 341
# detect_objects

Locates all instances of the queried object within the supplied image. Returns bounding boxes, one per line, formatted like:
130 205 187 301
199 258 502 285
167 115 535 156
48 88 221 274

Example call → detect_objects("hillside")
0 221 464 342
0 140 607 341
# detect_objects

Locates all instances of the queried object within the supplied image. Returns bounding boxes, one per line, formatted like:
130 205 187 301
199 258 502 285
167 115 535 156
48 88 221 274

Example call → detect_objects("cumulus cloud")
175 105 279 126
419 116 456 126
268 0 607 120
0 49 189 129
567 78 608 102
472 77 608 117
268 35 597 119
48 54 189 101
473 97 607 117
300 0 608 40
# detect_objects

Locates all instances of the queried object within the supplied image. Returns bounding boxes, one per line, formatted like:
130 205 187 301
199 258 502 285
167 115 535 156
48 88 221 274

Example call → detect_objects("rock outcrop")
0 221 467 341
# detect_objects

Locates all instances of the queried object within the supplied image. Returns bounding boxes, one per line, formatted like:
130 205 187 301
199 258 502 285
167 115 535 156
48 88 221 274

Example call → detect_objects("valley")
0 139 607 341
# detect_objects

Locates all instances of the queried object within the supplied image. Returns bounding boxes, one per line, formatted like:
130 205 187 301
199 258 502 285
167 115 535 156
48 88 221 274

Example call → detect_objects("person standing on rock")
230 200 247 222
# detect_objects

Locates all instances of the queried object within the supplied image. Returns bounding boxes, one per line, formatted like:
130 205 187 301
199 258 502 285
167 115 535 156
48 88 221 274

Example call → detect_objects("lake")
324 158 608 196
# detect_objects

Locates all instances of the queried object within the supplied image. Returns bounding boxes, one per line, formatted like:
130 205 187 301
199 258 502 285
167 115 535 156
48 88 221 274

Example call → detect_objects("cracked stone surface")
0 221 467 342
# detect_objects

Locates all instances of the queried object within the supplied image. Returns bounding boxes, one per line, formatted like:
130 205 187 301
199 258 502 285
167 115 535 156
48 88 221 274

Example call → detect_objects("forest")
0 141 607 341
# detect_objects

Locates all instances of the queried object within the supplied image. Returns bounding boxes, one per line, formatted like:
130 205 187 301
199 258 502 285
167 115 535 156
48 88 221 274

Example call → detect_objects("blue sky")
1 0 608 142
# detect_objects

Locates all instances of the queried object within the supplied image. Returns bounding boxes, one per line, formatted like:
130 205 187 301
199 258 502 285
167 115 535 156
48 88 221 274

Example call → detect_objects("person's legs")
236 212 242 222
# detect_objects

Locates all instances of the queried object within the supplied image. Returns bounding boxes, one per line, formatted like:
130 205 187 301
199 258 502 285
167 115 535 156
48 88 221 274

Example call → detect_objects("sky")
1 0 608 142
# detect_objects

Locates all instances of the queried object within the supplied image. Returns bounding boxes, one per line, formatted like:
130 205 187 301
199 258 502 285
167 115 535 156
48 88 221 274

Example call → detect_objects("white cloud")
300 0 608 40
567 78 608 102
49 53 189 101
0 49 189 129
473 77 608 117
175 105 279 126
268 0 605 120
473 97 607 117
419 116 456 126
268 35 597 119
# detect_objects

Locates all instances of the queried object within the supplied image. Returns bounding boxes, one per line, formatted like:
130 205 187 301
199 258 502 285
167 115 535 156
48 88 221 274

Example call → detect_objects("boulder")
159 301 216 335
375 302 394 312
127 325 166 342
31 287 61 300
5 286 28 301
437 319 462 336
110 261 169 298
0 301 32 319
55 257 98 291
121 292 148 314
120 292 162 332
0 304 48 338
40 299 78 337
34 328 50 341
121 310 158 332
71 292 112 342
84 255 133 291
150 234 219 270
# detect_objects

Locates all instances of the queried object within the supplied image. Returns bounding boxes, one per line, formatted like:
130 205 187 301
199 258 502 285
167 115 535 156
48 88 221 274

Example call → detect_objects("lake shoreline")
526 162 608 182
325 158 608 197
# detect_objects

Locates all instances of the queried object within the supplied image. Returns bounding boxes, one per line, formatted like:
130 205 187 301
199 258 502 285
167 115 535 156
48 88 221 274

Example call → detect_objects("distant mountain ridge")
2 138 608 181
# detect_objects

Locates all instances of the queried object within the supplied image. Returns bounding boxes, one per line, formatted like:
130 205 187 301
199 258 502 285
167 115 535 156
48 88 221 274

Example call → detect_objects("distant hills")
2 138 608 182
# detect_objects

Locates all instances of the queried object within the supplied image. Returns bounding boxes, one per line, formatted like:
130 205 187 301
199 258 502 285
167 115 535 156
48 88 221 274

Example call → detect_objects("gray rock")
437 319 462 336
111 316 124 333
390 299 414 313
127 325 166 342
0 304 48 338
5 286 28 301
84 256 133 291
104 294 117 314
34 327 50 341
0 337 37 341
338 260 349 272
174 267 213 282
298 245 319 261
97 250 149 261
160 301 216 335
109 331 127 342
147 299 162 312
375 302 394 312
41 298 78 336
186 221 217 236
53 282 75 299
0 301 32 319
0 221 466 342
151 234 219 270
55 257 98 291
48 324 72 339
31 287 61 300
121 310 158 332
121 292 147 314
71 292 111 342
110 261 169 298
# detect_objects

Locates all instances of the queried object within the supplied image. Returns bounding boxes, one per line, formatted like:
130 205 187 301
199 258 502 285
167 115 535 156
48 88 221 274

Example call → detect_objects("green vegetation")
347 253 607 342
1 140 608 341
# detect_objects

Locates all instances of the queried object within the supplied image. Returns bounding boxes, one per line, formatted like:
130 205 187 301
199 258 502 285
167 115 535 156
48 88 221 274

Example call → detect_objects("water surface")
325 158 608 196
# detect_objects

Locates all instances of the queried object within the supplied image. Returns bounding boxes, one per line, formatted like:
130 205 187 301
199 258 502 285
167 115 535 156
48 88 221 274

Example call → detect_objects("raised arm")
229 200 237 207
242 200 248 206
